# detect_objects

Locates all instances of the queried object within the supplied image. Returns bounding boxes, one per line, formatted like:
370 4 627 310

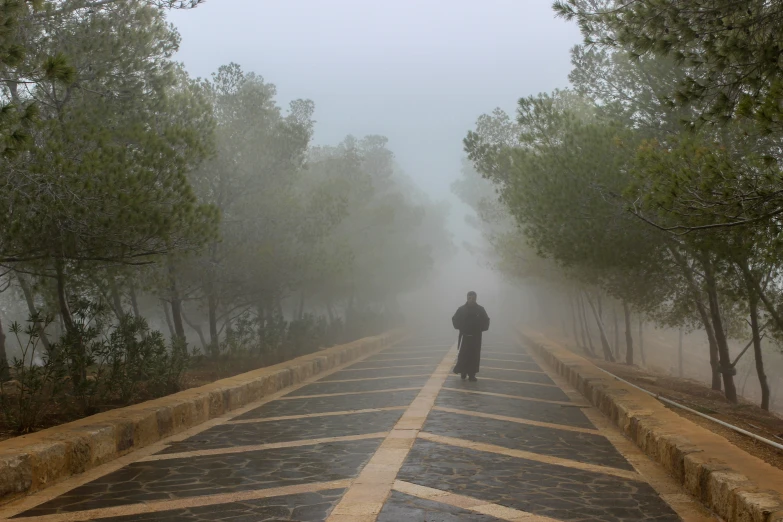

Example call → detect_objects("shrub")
0 319 67 433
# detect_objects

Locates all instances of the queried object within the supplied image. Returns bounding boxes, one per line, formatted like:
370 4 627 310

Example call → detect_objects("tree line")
457 0 783 411
0 0 451 431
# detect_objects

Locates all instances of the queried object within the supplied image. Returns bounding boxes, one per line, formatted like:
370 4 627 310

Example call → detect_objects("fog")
167 0 580 333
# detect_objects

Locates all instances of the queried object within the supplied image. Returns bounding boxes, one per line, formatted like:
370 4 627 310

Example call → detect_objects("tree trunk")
167 260 186 341
129 283 140 318
671 248 722 390
570 293 586 353
578 292 595 356
266 295 279 357
257 301 268 353
707 326 721 391
167 285 185 343
748 288 771 410
206 283 219 358
326 300 335 324
638 317 646 365
55 259 86 386
584 291 615 362
108 275 125 321
161 299 175 339
17 274 53 352
54 259 75 334
597 293 603 320
740 362 754 395
702 258 737 402
613 305 620 359
623 301 633 365
181 308 207 352
678 328 684 378
297 290 305 321
0 314 9 381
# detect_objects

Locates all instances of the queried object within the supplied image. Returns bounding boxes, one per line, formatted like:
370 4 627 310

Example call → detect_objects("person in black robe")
451 291 490 381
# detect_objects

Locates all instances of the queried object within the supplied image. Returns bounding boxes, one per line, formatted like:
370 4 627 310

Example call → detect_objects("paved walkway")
0 334 716 522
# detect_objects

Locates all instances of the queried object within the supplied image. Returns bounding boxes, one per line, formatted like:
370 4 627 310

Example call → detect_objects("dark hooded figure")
451 291 490 381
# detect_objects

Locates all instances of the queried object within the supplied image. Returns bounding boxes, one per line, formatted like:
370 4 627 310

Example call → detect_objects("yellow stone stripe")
140 432 389 462
8 480 353 522
393 480 560 522
278 387 421 400
418 432 641 481
226 406 407 425
432 406 600 434
325 345 458 521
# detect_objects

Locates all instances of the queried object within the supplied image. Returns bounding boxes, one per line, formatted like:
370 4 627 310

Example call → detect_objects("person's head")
466 291 477 305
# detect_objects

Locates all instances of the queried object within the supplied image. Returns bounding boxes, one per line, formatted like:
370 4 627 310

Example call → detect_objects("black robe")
451 303 490 375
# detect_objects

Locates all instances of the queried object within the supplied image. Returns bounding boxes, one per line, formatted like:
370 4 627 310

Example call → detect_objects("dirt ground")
592 359 783 470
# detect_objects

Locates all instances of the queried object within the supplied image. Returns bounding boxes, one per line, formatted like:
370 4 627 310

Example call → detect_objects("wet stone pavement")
0 335 712 521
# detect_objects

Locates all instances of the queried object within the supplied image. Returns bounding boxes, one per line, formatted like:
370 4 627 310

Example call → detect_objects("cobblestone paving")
17 440 379 517
422 409 634 470
377 491 501 521
158 410 403 453
319 365 438 381
445 375 572 402
480 358 545 372
91 490 345 522
482 352 536 362
398 440 680 522
344 357 443 369
233 388 420 419
364 348 450 360
475 367 556 385
4 335 698 522
287 375 429 396
435 388 595 428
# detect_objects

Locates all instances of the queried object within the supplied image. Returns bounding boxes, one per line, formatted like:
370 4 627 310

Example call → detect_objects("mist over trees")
457 0 783 411
0 1 450 432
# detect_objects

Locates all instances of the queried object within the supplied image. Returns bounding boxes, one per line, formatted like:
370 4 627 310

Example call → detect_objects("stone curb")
0 329 406 505
521 331 783 522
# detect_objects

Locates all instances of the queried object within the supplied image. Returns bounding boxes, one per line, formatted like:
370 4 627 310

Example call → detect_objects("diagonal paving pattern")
0 334 715 522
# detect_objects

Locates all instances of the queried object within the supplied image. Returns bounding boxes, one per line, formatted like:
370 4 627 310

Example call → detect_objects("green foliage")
1 2 218 269
0 318 66 433
555 0 783 134
0 303 189 432
104 315 189 404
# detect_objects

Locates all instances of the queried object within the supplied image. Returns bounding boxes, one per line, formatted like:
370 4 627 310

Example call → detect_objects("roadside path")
0 334 715 521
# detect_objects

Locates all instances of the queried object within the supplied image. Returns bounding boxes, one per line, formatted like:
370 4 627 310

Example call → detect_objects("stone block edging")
0 329 406 505
521 330 783 522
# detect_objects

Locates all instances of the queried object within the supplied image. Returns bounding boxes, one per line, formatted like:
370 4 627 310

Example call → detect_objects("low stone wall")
0 329 406 505
522 330 783 522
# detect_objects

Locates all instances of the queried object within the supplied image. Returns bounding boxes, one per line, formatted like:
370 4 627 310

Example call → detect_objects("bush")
104 314 189 404
0 319 67 434
0 301 190 432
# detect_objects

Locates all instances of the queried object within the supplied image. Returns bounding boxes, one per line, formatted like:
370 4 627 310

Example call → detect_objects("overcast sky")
167 0 580 204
